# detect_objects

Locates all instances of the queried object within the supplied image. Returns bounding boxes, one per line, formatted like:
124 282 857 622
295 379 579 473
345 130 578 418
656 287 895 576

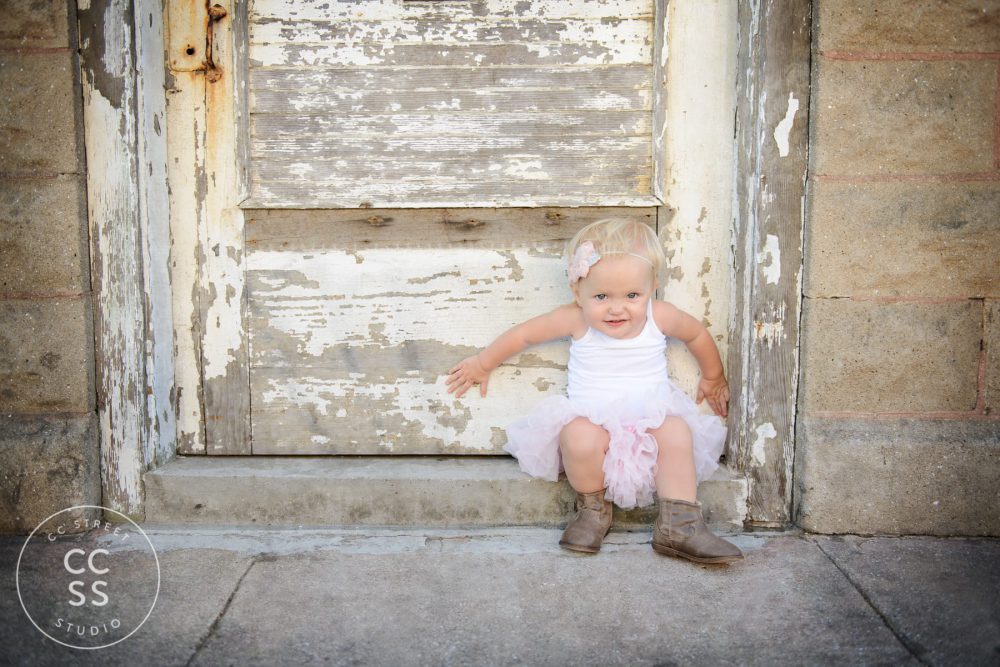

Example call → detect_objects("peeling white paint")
255 0 653 22
101 3 129 77
502 160 550 180
752 422 777 468
753 302 787 347
772 92 799 158
660 0 737 391
202 208 247 381
88 87 144 510
166 70 206 453
757 234 781 285
248 0 656 207
257 368 566 453
250 248 569 354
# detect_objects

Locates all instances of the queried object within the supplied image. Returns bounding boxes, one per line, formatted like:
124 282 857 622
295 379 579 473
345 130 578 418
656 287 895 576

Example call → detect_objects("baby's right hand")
446 354 492 398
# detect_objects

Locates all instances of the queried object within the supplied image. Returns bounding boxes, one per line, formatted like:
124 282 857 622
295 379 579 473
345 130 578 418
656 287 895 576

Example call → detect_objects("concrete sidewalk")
1 527 998 666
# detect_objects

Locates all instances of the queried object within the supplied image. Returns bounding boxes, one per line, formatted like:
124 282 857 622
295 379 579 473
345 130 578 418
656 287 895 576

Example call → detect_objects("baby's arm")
652 301 730 417
446 304 580 398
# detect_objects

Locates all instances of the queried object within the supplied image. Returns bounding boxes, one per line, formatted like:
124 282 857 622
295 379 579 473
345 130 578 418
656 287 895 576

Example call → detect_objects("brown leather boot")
652 497 743 564
559 488 613 554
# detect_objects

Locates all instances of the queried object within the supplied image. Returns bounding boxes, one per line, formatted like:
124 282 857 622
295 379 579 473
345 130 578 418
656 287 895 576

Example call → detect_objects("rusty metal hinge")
167 1 227 80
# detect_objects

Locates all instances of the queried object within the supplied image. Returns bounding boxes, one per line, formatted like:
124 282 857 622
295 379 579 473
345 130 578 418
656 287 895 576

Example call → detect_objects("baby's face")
572 254 656 340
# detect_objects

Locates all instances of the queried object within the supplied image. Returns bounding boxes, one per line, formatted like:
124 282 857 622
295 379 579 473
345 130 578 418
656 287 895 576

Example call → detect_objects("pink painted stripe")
845 296 979 304
0 411 95 420
975 319 989 414
0 172 63 181
809 411 997 421
995 63 1000 170
0 46 73 55
822 50 1000 61
0 291 87 301
815 173 1000 184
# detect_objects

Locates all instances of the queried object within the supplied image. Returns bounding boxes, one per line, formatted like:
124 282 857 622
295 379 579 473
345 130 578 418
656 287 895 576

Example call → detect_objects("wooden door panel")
246 207 655 454
246 0 659 208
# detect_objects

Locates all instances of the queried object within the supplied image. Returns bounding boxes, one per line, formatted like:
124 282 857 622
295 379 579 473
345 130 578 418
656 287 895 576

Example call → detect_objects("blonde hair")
565 218 665 281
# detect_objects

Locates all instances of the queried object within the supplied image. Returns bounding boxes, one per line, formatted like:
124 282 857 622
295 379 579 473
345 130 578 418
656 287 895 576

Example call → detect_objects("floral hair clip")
567 241 656 285
568 241 601 284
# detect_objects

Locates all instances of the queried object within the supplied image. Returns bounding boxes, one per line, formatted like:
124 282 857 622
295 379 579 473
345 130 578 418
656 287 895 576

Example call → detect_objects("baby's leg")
648 416 743 563
558 417 610 493
649 416 697 502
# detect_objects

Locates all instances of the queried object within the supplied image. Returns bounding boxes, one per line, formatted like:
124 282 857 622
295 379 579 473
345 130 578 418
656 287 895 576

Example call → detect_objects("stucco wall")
794 0 1000 535
0 0 99 534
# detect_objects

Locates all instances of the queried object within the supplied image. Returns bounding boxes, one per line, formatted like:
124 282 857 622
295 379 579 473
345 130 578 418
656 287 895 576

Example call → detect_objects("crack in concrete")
184 556 257 667
811 537 931 666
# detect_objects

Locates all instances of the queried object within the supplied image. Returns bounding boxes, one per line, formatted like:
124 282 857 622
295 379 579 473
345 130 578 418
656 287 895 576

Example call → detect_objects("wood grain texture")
247 0 656 207
250 65 652 92
78 0 148 516
246 208 655 454
201 0 252 454
165 69 207 455
728 0 811 527
651 0 667 201
136 0 177 468
252 0 653 21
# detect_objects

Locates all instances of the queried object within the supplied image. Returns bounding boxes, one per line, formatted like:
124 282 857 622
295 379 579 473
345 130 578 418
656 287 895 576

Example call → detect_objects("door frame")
80 0 810 527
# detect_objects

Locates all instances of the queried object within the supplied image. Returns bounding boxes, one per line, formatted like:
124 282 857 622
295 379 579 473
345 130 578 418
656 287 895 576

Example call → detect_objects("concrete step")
142 456 747 531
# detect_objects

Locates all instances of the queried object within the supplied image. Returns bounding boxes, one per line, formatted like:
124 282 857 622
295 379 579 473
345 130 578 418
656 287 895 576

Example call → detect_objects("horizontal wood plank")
250 364 566 454
252 86 652 114
245 206 655 247
249 136 651 161
250 41 652 68
246 182 655 208
251 17 652 46
251 154 650 184
249 66 652 92
251 0 653 22
251 111 652 137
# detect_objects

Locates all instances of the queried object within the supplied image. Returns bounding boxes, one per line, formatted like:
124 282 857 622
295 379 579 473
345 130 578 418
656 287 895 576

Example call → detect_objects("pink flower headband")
567 241 653 285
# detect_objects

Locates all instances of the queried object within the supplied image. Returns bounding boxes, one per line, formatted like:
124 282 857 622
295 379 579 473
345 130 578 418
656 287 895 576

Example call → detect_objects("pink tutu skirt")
502 381 726 509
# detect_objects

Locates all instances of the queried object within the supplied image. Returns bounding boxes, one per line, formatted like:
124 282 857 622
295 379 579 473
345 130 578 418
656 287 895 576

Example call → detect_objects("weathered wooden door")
167 0 667 455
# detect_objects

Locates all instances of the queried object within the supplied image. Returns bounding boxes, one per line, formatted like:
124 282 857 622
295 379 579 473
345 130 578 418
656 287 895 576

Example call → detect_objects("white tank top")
567 299 668 406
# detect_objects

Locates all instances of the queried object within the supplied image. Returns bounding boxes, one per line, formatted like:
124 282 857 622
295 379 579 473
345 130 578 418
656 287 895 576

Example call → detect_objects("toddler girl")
446 218 742 564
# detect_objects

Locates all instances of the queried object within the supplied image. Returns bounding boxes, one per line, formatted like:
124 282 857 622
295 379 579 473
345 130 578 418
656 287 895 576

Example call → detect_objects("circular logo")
16 505 160 650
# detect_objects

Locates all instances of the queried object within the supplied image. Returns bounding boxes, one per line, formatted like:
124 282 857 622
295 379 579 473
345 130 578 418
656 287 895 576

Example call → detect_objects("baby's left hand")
697 375 730 418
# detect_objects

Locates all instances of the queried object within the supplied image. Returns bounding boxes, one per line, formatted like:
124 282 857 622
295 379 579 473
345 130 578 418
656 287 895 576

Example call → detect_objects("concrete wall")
0 1 99 534
794 0 1000 535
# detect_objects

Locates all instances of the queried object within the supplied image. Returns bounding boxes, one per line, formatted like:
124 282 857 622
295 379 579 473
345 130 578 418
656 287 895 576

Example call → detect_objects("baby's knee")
559 417 609 454
651 416 693 449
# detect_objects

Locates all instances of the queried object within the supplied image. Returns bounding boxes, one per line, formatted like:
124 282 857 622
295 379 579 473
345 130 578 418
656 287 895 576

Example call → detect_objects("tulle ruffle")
502 381 726 509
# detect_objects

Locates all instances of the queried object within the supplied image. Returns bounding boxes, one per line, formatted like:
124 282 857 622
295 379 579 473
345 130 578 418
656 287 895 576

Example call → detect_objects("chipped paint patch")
752 422 777 468
753 302 787 347
250 248 559 355
254 366 567 454
248 0 657 207
202 209 247 380
772 92 799 158
757 234 781 285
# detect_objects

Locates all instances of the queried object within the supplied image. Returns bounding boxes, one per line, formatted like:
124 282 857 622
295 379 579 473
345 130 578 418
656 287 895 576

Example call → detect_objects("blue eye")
628 292 639 299
595 294 607 301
